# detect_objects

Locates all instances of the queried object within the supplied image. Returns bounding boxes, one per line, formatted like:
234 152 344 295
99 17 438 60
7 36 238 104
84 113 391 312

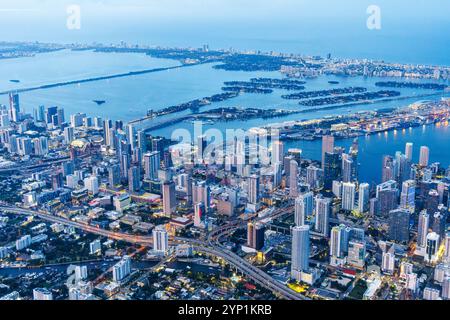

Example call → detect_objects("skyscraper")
248 174 260 204
341 182 356 211
162 181 176 217
143 151 160 180
425 232 440 263
291 225 310 276
315 197 331 237
323 151 342 190
405 142 413 162
194 202 205 228
419 146 430 167
321 135 334 169
108 164 121 187
247 222 265 250
153 225 169 254
358 183 370 214
112 256 131 282
64 126 74 144
289 160 299 197
388 209 410 243
8 92 20 122
400 180 416 211
295 192 313 226
127 166 140 193
272 140 284 164
417 210 430 249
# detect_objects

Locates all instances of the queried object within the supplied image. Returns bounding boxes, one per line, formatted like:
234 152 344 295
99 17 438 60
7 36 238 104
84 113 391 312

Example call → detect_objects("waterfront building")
321 135 334 169
323 151 341 190
419 146 430 167
405 142 413 162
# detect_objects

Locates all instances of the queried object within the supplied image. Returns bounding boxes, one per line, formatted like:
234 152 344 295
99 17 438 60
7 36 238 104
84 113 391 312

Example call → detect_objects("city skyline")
0 1 450 305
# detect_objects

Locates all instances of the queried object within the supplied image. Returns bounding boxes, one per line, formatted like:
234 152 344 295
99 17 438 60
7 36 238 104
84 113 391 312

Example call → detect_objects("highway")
0 205 308 300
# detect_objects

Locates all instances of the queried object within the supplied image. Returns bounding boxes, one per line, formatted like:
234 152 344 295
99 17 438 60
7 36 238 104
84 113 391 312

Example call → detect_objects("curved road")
0 205 307 300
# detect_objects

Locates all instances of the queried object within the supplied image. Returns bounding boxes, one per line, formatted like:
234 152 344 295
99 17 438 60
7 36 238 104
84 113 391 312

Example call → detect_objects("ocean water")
0 50 449 183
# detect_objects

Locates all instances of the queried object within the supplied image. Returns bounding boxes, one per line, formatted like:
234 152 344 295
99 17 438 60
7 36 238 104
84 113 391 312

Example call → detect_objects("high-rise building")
84 176 99 195
330 225 349 263
419 146 430 167
400 180 416 211
432 211 447 241
314 196 331 237
248 174 260 204
108 164 121 187
323 151 342 190
162 181 176 217
417 210 430 249
8 93 20 122
143 151 160 180
192 181 210 213
247 222 265 250
289 160 299 197
64 126 74 144
321 135 334 169
347 240 366 268
295 192 314 226
425 232 440 263
153 225 169 254
112 256 131 282
127 166 140 193
194 202 205 228
405 142 413 162
341 153 354 183
358 183 370 213
341 182 356 211
306 165 322 190
388 209 410 243
272 140 284 164
381 252 395 274
291 225 310 276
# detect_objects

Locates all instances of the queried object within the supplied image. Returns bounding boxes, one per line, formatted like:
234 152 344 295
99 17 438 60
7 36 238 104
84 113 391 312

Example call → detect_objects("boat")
93 100 106 105
9 79 20 83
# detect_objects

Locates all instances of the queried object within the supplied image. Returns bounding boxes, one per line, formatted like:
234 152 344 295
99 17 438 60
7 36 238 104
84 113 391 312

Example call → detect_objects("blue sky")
0 0 449 65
